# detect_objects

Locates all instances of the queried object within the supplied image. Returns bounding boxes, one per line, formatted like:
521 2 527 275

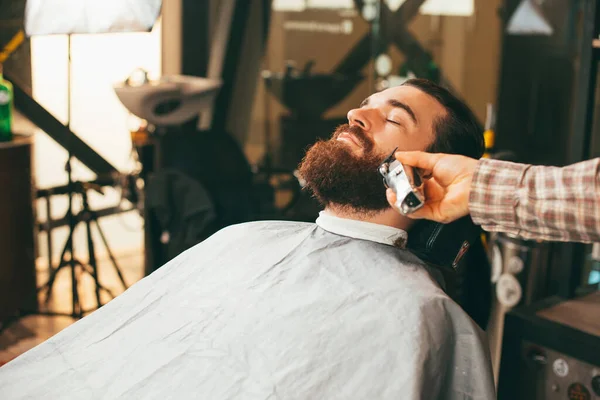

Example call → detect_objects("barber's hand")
386 151 479 223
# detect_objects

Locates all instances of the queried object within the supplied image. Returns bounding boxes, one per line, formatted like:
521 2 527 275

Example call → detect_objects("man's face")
298 85 447 213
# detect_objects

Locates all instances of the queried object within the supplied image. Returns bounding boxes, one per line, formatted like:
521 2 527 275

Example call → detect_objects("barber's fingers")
385 188 431 220
394 151 444 174
386 188 395 204
395 151 479 190
386 189 397 211
422 178 444 202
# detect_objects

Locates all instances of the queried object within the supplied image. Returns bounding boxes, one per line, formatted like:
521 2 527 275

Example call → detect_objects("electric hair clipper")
378 148 425 215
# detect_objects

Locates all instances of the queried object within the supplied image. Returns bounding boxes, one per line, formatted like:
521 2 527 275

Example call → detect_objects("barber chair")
407 217 492 330
114 72 273 275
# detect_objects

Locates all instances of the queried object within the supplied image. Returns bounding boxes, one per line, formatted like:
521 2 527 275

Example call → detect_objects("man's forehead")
363 85 447 123
368 85 431 105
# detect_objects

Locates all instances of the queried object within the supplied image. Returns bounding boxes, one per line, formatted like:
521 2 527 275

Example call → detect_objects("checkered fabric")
469 158 600 243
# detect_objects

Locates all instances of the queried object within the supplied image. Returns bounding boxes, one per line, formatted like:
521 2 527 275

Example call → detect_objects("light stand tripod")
39 182 129 317
37 35 128 318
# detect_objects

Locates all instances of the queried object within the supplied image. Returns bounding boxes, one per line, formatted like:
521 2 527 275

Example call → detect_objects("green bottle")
0 63 14 141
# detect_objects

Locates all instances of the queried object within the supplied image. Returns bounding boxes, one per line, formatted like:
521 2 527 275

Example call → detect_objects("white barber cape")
0 213 496 400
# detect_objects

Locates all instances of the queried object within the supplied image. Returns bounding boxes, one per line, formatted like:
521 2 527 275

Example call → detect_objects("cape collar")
315 211 408 248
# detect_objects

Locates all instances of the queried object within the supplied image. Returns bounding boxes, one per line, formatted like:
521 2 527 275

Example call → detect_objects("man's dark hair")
402 78 484 159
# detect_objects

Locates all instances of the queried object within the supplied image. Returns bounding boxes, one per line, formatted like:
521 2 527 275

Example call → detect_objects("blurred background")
0 1 599 398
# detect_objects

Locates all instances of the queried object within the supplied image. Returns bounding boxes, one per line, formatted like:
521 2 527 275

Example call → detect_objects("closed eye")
387 119 401 126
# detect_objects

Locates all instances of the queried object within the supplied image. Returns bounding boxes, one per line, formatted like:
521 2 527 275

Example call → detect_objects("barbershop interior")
1 0 600 399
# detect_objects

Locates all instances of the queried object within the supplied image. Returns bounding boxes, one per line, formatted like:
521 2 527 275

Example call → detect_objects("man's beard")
297 124 391 214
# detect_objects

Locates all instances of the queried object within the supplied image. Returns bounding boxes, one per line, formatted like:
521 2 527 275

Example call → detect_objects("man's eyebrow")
388 99 418 125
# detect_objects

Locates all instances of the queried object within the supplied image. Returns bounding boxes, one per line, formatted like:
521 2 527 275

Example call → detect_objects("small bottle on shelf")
482 103 496 159
0 63 14 142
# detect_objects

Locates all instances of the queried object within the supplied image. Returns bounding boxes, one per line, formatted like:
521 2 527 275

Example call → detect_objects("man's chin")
298 140 391 212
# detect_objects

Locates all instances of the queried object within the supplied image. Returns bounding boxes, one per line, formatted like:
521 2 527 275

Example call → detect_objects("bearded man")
0 79 496 400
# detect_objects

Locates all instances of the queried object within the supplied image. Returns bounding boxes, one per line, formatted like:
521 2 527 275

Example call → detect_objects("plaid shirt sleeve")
469 158 600 243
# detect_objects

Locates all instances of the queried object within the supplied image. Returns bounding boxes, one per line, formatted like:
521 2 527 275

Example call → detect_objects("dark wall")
495 0 585 167
0 0 31 91
495 0 600 299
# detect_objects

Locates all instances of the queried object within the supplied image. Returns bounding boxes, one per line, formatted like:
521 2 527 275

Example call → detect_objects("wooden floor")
0 250 144 367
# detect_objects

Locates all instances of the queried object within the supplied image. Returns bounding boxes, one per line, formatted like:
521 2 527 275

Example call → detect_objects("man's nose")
347 108 371 131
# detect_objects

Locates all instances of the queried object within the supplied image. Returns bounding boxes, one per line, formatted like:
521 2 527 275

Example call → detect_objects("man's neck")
324 205 415 231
